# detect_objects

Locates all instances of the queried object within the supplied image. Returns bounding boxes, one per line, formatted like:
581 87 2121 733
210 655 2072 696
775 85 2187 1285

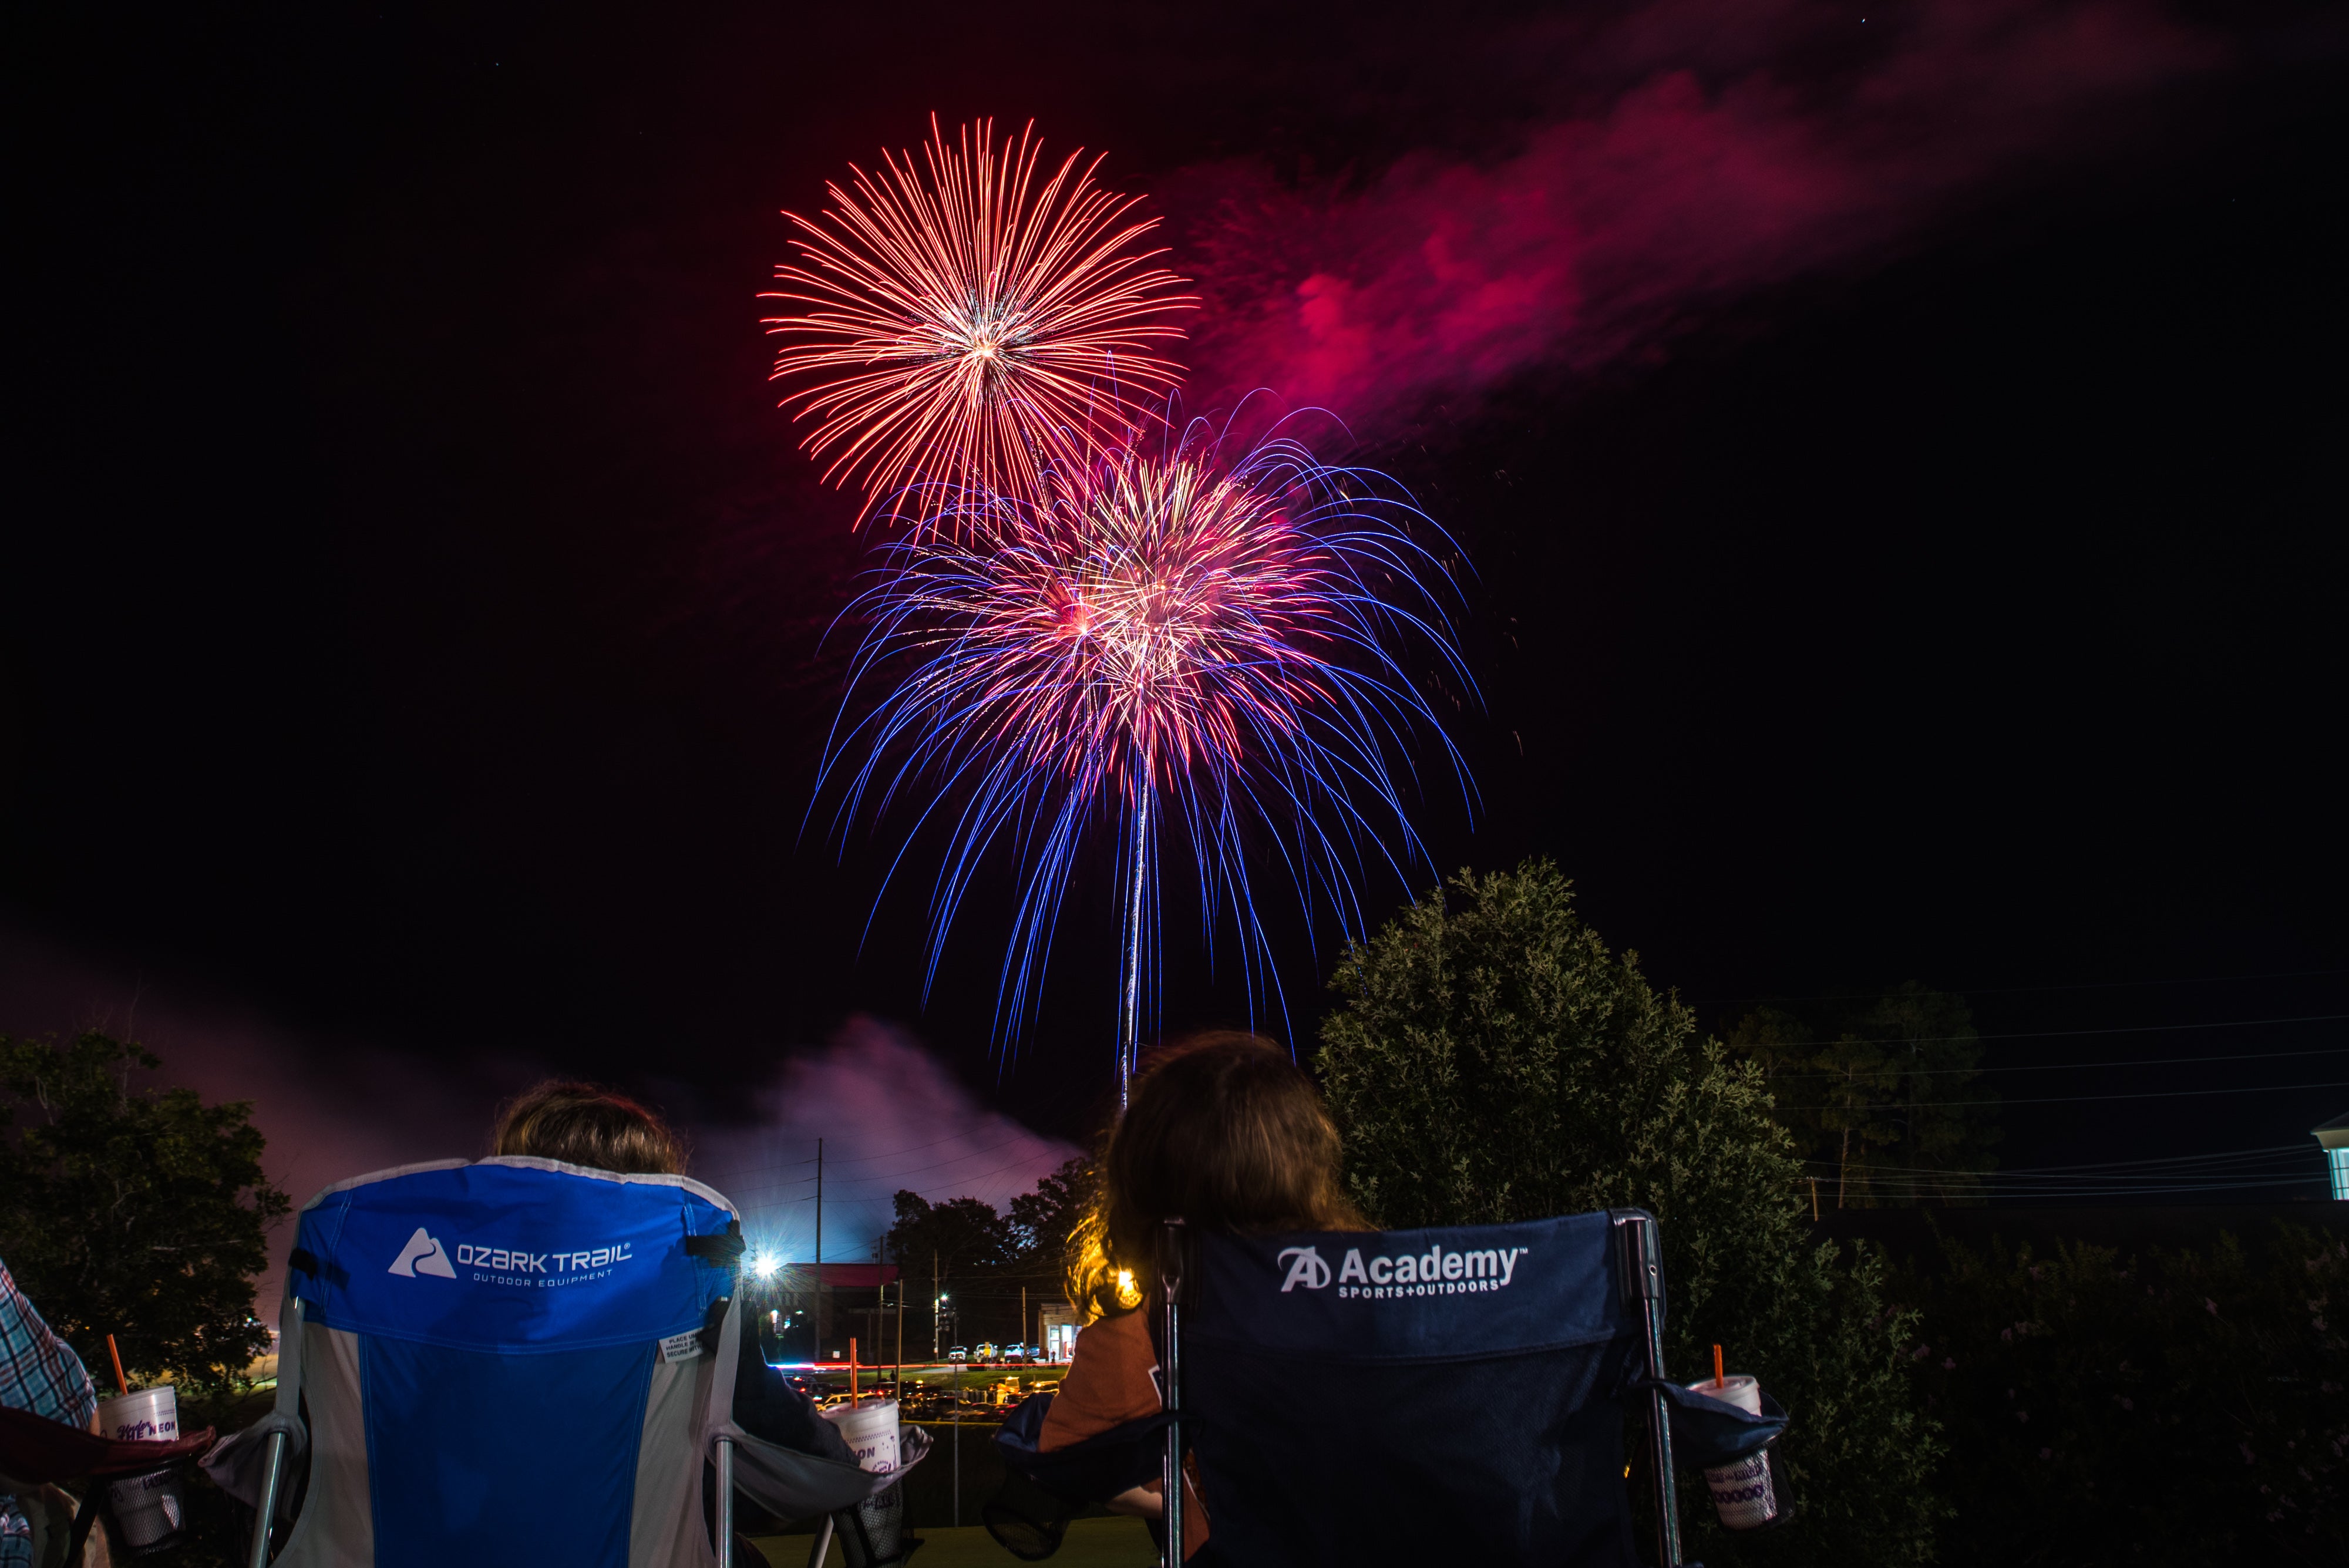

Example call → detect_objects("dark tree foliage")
1317 862 1945 1566
0 1031 290 1394
882 1192 1019 1278
1908 1226 2348 1566
1007 1156 1096 1270
1727 982 2000 1207
878 1160 1095 1350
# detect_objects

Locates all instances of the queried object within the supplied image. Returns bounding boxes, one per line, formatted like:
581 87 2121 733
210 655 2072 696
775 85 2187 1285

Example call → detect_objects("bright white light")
751 1252 780 1280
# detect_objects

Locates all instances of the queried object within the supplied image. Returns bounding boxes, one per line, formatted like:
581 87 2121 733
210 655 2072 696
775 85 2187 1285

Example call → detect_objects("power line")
1850 1077 2349 1110
1810 1179 2328 1199
1764 1044 2349 1080
1698 967 2349 1008
1741 1011 2349 1053
735 1149 1062 1219
712 1132 1048 1195
696 1126 1048 1188
1791 1140 2333 1200
817 1136 1059 1189
1813 1143 2318 1177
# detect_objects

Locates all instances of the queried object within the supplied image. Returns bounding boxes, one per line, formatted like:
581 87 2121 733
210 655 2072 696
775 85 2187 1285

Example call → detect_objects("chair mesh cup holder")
1655 1373 1796 1536
105 1459 196 1554
1700 1438 1792 1533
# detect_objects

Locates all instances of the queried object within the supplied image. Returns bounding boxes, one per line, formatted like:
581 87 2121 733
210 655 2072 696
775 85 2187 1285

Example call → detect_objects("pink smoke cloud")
0 931 1073 1317
1169 0 2224 431
685 1015 1082 1267
0 923 535 1311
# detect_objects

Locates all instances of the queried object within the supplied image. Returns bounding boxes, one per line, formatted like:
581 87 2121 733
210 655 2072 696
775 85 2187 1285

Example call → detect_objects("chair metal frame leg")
1616 1210 1686 1568
247 1430 289 1568
805 1514 834 1568
715 1436 735 1568
1158 1219 1187 1568
65 1485 109 1568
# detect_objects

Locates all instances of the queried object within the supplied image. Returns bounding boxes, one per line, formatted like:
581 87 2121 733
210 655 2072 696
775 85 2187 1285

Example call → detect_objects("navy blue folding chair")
997 1207 1785 1567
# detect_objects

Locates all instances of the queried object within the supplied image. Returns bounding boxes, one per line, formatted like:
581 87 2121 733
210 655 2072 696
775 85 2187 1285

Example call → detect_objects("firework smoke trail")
816 420 1474 1095
763 117 1196 524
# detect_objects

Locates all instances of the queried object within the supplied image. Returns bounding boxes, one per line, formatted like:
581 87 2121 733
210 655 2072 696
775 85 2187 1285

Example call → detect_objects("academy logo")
1273 1241 1532 1299
388 1227 457 1278
1277 1246 1332 1291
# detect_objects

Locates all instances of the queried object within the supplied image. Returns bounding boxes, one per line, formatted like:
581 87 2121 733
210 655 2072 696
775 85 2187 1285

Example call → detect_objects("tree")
0 1031 290 1393
1007 1156 1095 1271
1317 862 1946 1566
881 1192 1019 1280
1727 982 1999 1206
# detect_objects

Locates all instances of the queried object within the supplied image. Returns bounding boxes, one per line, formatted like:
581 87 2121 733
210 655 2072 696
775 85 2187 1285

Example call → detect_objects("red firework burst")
762 117 1194 523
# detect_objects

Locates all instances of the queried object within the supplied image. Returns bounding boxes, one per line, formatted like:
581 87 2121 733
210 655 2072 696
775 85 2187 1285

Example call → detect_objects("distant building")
1038 1302 1079 1363
2316 1111 2349 1201
762 1262 901 1361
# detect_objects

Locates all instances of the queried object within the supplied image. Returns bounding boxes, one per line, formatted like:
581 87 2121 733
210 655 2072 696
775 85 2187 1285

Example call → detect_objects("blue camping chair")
995 1209 1785 1567
204 1158 923 1568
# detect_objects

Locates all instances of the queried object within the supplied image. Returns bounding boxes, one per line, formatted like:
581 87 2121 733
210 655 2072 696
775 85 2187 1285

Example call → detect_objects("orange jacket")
1036 1310 1209 1559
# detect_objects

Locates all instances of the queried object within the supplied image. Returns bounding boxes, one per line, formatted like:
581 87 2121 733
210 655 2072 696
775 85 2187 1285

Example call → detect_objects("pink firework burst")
763 117 1195 523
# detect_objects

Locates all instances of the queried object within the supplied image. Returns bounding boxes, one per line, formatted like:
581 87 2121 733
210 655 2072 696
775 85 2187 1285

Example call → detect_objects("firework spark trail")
763 117 1196 524
815 420 1475 1082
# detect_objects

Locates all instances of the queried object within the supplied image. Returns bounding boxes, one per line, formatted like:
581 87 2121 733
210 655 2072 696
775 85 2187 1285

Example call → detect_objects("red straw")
850 1337 859 1405
1712 1343 1725 1389
106 1334 130 1397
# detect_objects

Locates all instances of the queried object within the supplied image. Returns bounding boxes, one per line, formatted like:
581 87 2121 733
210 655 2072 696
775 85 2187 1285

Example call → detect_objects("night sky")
6 2 2347 1253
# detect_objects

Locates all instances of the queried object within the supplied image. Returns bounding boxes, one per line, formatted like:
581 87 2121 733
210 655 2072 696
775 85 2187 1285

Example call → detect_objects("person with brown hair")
490 1080 689 1175
1041 1032 1367 1563
490 1081 852 1468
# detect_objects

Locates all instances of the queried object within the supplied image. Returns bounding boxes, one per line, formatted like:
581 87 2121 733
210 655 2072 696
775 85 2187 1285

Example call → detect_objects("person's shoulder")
1075 1310 1150 1354
1042 1308 1160 1445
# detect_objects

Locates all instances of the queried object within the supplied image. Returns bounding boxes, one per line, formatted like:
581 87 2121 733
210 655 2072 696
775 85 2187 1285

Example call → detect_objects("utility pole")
1021 1284 1028 1355
813 1138 823 1352
931 1250 940 1361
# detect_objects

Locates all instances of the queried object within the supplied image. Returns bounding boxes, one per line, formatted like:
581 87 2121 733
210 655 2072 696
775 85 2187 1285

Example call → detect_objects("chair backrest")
266 1158 742 1568
1169 1209 1679 1568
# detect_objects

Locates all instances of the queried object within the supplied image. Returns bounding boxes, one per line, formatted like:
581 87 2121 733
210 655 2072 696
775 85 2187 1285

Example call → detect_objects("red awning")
778 1263 900 1287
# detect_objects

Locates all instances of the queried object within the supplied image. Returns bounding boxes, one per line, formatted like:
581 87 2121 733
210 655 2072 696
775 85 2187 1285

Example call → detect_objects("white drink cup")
1685 1375 1782 1530
96 1387 179 1445
97 1385 189 1550
823 1397 900 1475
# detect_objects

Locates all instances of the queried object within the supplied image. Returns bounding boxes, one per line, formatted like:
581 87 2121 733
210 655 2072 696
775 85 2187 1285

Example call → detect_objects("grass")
747 1515 1157 1567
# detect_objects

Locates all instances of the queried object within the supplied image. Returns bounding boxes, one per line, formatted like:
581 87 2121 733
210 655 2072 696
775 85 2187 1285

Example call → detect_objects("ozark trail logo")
386 1223 637 1286
388 1227 457 1278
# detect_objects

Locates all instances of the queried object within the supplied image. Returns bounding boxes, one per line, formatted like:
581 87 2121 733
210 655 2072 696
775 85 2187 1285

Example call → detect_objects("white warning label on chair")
660 1331 705 1363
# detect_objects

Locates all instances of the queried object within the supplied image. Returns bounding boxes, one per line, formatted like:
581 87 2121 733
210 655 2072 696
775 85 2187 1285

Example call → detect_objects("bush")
0 1030 288 1392
1316 862 1946 1564
1907 1225 2349 1566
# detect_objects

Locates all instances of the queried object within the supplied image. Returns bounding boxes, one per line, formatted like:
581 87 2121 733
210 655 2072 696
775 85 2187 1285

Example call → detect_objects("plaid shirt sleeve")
0 1256 97 1431
1 1256 98 1568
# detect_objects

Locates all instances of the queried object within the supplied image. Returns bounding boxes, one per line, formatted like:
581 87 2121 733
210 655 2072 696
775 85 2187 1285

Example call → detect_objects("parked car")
974 1343 999 1364
947 1346 968 1362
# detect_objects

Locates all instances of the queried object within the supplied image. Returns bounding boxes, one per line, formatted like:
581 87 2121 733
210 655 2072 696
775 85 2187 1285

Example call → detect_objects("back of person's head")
492 1080 685 1175
1082 1031 1363 1314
